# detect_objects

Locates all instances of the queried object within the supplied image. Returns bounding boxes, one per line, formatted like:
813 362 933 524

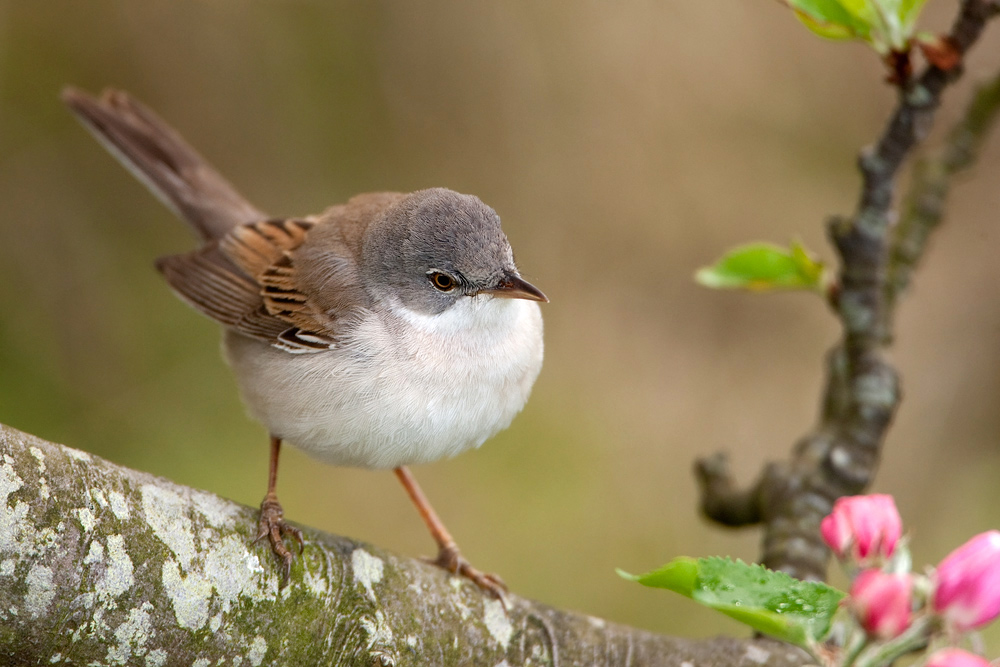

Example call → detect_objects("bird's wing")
157 193 397 353
156 219 336 352
222 218 353 351
158 218 348 353
156 244 290 343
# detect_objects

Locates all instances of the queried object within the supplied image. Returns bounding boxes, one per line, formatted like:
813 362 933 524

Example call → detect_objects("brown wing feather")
155 247 254 326
156 194 401 352
218 219 338 345
157 244 336 352
156 247 289 342
220 218 312 277
155 219 345 352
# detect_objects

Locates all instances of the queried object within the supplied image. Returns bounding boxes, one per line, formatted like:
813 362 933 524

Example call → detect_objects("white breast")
223 296 544 469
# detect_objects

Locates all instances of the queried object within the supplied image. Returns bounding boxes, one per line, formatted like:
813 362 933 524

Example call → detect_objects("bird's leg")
393 466 507 601
255 435 304 584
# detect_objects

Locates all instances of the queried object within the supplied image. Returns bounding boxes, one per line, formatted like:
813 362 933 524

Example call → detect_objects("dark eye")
428 271 457 292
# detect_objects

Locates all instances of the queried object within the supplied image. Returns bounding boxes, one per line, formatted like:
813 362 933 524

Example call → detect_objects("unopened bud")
932 531 1000 632
849 569 912 639
821 494 902 564
924 648 992 667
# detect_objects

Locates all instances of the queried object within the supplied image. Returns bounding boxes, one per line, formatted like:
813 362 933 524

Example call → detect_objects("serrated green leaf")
623 557 846 647
693 558 845 645
694 242 825 292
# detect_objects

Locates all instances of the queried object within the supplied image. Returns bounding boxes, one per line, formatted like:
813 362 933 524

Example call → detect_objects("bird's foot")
254 493 304 586
429 543 508 605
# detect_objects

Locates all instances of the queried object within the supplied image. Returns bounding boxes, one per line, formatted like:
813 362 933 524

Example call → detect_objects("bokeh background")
2 0 1000 648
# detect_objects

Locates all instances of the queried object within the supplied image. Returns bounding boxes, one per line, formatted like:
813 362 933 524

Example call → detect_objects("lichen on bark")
0 423 807 666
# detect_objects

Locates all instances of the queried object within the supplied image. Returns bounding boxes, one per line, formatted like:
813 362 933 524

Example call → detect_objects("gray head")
362 188 546 315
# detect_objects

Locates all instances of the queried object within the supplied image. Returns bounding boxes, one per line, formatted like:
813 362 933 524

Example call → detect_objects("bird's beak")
481 273 549 303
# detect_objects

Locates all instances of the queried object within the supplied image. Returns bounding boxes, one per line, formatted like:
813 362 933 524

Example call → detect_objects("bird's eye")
428 271 457 292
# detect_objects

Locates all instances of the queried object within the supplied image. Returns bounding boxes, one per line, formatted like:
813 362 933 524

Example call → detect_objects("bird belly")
222 298 543 469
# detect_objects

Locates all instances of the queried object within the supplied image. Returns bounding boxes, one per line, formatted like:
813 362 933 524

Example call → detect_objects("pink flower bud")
932 531 1000 632
821 494 902 563
925 648 993 667
849 569 912 639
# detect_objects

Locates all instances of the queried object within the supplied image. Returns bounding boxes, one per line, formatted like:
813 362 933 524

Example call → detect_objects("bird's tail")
62 87 266 241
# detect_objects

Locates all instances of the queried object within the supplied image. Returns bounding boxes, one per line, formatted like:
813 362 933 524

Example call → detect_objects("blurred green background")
2 0 1000 647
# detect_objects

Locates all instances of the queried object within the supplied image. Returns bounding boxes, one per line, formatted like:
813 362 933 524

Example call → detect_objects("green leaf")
783 0 931 53
790 0 866 29
898 0 930 32
694 241 825 292
786 0 872 41
617 558 699 596
794 10 859 40
622 557 847 647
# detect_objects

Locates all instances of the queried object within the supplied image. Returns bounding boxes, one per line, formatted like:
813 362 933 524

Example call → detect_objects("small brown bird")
63 87 546 598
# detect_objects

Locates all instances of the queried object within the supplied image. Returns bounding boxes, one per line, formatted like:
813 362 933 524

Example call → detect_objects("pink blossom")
849 569 912 639
924 648 993 667
933 531 1000 632
820 494 902 563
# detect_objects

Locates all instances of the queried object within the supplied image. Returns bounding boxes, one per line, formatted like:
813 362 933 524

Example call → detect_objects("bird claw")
255 494 304 586
428 543 508 607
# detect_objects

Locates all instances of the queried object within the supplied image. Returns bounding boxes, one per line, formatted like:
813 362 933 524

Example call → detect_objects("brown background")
2 1 999 647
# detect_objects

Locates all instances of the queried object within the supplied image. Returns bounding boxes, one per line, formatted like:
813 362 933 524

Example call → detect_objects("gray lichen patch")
203 535 268 609
107 490 130 521
352 548 384 603
76 506 97 533
160 557 213 630
141 484 199 570
359 610 396 663
24 562 55 618
106 602 154 665
483 598 513 648
0 454 26 549
102 535 135 597
155 533 273 632
140 487 276 634
247 635 268 666
189 488 242 529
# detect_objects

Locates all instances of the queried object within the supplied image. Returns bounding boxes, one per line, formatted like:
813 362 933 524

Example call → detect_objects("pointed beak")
481 273 549 303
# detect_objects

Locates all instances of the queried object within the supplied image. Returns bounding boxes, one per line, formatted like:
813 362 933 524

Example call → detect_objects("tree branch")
697 0 1000 582
887 68 1000 316
0 423 809 666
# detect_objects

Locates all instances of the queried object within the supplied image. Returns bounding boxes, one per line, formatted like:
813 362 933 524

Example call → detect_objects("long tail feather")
62 87 266 240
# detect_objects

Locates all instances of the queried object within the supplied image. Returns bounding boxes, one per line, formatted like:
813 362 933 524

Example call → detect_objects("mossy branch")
0 423 809 666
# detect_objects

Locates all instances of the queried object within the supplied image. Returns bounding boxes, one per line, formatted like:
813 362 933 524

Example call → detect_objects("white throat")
389 293 527 344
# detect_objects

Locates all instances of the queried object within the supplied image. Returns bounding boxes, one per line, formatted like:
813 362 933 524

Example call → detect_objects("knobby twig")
0 423 810 666
696 0 1000 582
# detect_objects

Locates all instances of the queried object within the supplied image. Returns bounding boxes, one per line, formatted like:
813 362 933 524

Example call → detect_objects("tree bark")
0 423 807 667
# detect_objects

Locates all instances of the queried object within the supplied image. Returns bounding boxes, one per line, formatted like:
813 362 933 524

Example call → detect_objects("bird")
62 87 546 599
